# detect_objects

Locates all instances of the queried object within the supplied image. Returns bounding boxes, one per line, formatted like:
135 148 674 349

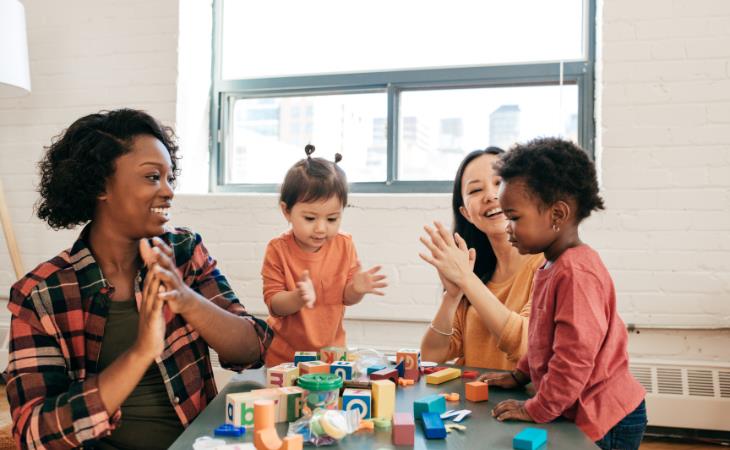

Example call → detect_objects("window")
212 0 595 192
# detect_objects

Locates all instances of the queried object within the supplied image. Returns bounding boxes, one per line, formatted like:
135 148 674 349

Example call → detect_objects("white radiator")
630 359 730 432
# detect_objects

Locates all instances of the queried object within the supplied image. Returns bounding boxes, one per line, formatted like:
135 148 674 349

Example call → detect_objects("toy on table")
440 392 460 402
465 381 489 402
513 427 548 450
369 367 398 384
267 363 299 388
440 409 472 423
396 348 421 381
287 408 360 447
253 399 303 450
371 379 395 420
294 351 318 366
373 417 392 430
366 364 386 375
421 366 449 375
413 394 446 420
421 412 447 439
392 412 415 446
425 367 461 385
330 361 355 381
319 346 347 364
445 423 467 433
397 378 415 387
299 360 330 375
226 387 305 427
461 370 479 379
214 423 246 437
342 388 371 420
297 374 343 411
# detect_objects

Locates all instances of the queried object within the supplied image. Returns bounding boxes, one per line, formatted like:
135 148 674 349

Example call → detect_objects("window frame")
209 0 596 194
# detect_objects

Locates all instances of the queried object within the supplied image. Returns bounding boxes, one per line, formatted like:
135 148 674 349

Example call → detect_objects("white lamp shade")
0 0 31 97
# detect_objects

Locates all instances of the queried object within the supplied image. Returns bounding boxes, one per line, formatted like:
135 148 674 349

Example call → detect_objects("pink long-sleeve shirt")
517 245 645 441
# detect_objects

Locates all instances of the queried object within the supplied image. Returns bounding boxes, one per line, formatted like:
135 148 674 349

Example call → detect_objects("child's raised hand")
419 221 475 287
351 265 388 296
297 270 316 308
491 399 534 422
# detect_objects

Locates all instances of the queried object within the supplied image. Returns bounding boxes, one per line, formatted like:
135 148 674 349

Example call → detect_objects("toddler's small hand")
352 265 388 296
297 270 316 308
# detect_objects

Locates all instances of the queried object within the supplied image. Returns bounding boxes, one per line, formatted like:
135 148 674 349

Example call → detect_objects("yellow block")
425 367 462 385
371 379 395 420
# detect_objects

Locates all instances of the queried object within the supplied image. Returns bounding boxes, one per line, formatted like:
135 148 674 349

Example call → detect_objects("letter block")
267 363 299 388
330 361 354 380
319 346 347 363
294 351 318 366
396 348 421 381
342 388 371 420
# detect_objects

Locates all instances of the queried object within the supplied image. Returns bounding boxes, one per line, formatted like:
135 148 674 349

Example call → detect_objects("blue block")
330 361 354 380
214 423 246 437
395 359 405 377
422 412 446 439
367 364 386 375
513 427 547 450
413 394 446 420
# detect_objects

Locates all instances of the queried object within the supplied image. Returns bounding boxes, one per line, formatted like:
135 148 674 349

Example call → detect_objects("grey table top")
170 366 597 449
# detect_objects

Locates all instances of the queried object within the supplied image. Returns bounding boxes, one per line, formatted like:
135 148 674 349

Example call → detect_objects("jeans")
595 400 647 450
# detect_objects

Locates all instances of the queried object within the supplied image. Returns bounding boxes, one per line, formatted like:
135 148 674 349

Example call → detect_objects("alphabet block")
330 361 354 380
267 363 299 388
294 351 318 366
396 348 421 381
342 388 371 420
319 346 347 363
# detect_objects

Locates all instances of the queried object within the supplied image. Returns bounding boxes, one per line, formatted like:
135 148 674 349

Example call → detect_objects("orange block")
464 381 489 402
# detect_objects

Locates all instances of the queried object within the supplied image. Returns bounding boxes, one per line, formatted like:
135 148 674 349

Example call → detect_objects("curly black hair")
36 109 179 230
496 137 604 222
280 144 348 210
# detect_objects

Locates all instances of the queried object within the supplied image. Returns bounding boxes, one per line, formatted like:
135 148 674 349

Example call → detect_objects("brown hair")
279 144 347 210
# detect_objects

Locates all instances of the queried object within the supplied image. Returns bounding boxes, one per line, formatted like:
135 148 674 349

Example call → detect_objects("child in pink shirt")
480 138 647 449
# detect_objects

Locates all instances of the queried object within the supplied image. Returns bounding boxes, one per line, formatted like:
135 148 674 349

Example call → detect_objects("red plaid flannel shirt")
4 227 272 449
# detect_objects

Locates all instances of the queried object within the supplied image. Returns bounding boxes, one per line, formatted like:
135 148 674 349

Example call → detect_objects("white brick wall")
0 0 729 362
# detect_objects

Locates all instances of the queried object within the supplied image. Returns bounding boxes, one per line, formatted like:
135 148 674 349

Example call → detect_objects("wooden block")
330 361 354 380
369 367 398 384
366 364 386 375
392 412 415 446
226 387 305 427
342 388 372 420
422 412 447 439
465 381 489 402
422 366 449 375
425 367 461 385
371 380 395 420
319 346 347 363
299 360 330 375
277 386 306 422
413 394 446 420
396 348 421 381
513 427 548 450
253 399 304 450
267 363 299 388
462 370 479 379
294 351 318 366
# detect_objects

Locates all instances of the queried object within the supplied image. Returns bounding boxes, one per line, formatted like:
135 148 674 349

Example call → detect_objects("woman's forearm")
420 292 461 362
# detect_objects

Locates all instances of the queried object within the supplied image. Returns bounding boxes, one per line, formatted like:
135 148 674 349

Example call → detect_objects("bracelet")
429 322 455 336
510 370 528 387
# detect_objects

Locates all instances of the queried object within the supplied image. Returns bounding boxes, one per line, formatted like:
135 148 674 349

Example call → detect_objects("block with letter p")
396 348 421 381
342 388 371 420
330 360 354 380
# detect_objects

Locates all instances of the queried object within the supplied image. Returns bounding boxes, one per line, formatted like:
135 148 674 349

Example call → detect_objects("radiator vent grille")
687 369 714 397
656 367 683 395
630 363 730 399
720 371 730 399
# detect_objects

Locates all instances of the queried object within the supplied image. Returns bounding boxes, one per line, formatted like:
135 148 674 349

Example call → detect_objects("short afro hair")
496 137 604 222
36 109 179 230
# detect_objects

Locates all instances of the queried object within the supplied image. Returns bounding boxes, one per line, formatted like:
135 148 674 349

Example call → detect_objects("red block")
461 370 479 380
369 368 399 385
393 412 415 446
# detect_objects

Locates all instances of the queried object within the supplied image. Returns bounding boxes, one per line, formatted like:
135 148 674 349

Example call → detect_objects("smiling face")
458 153 509 239
96 134 175 239
281 195 343 253
497 178 554 255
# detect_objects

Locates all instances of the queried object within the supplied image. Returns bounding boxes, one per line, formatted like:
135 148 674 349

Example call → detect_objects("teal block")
413 394 446 420
367 364 386 375
513 427 547 450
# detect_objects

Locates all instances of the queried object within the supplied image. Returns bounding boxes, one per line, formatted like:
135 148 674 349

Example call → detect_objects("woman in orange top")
420 147 543 370
261 145 388 366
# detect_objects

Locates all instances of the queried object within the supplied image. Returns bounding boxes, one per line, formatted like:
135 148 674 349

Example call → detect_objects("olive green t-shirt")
96 299 184 450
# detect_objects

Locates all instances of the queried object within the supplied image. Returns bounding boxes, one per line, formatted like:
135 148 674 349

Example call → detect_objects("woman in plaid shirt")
4 109 272 449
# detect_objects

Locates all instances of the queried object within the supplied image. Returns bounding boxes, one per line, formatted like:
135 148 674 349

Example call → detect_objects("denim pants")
595 400 648 450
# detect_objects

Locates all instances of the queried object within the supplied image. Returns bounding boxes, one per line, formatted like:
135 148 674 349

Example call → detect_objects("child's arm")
269 270 316 316
521 270 609 424
343 264 387 305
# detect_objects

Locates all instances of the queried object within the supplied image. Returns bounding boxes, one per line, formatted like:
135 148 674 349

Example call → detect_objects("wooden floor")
0 391 723 449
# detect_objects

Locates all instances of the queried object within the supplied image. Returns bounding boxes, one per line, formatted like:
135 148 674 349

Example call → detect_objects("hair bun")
334 153 342 163
304 144 315 157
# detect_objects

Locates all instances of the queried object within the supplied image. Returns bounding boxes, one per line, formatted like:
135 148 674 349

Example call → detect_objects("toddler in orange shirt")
261 145 387 366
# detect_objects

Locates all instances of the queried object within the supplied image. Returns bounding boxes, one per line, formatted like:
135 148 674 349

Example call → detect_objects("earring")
552 223 560 232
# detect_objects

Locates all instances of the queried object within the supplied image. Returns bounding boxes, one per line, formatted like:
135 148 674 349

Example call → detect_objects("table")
170 367 597 449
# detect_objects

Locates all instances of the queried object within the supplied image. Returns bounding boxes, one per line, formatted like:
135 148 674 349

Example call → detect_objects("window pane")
221 0 584 79
398 85 579 181
225 93 387 184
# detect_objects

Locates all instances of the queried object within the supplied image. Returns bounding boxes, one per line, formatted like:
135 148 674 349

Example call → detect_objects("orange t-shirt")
261 230 358 366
